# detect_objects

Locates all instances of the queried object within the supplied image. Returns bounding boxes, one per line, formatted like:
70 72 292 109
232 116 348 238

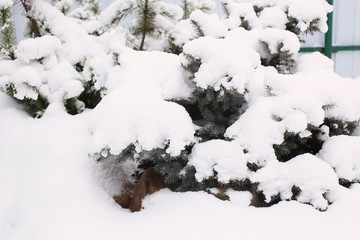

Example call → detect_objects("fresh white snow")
0 99 359 240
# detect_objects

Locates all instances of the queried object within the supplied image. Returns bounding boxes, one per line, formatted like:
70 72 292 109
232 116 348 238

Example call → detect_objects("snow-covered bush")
0 0 115 116
171 0 358 210
251 154 339 210
2 0 360 211
0 35 85 117
89 85 195 184
179 36 260 140
222 0 333 40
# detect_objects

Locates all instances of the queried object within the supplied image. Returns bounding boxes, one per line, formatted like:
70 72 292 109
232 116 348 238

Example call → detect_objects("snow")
189 10 228 38
168 19 197 46
31 0 107 64
318 136 360 182
188 140 252 182
287 0 333 33
229 0 332 33
99 0 135 28
225 97 285 165
296 51 334 72
222 1 259 30
258 6 287 29
0 106 359 239
157 1 184 21
11 66 42 100
82 55 113 90
89 85 195 157
181 36 260 92
107 46 192 99
259 28 300 55
226 67 360 166
0 57 84 106
252 154 339 210
15 36 61 64
43 60 83 100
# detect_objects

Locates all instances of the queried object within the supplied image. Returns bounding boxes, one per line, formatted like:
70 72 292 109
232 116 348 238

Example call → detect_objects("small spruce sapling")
131 0 183 51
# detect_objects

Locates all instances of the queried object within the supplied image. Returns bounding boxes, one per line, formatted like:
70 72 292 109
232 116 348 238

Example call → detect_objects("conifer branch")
17 0 41 37
135 0 156 51
139 0 149 50
181 0 190 19
221 2 230 18
190 19 204 37
0 6 17 59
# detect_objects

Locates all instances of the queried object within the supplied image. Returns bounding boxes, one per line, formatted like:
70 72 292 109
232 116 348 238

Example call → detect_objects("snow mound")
89 85 195 157
296 52 334 72
107 47 192 100
181 36 261 92
287 0 333 33
15 36 61 64
222 1 259 30
318 136 360 183
189 10 228 38
252 154 339 210
258 6 288 29
259 28 300 56
188 140 253 183
31 0 107 64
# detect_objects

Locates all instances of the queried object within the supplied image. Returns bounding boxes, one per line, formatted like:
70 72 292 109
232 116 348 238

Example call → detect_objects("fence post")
324 0 334 58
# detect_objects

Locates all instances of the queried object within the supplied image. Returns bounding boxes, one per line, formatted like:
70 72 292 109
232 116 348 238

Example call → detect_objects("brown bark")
113 169 179 212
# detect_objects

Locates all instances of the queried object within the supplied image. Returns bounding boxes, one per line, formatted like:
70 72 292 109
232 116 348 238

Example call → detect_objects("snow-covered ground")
0 92 359 240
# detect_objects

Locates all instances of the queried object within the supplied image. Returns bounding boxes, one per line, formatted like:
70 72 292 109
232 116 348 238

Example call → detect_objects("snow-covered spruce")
1 0 360 212
0 35 85 117
251 154 339 210
179 36 260 140
89 85 195 184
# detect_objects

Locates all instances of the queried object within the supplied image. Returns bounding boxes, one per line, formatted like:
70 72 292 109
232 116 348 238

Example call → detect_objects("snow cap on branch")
15 36 61 64
89 85 195 157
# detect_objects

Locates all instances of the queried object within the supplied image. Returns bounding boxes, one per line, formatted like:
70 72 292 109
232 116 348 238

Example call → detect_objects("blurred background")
301 0 360 78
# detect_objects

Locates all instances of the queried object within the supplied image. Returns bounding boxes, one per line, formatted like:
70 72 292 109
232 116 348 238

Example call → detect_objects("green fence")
299 0 360 58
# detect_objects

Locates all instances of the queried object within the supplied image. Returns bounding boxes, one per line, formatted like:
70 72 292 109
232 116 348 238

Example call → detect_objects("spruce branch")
181 0 190 19
190 19 204 37
221 2 230 18
133 0 157 51
16 0 41 37
0 6 17 60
